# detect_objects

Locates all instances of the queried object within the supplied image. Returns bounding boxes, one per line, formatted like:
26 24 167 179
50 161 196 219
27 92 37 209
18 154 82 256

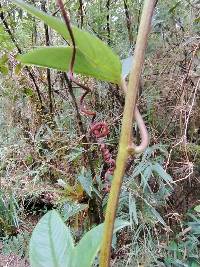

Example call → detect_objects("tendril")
72 78 115 193
90 123 115 193
56 0 115 195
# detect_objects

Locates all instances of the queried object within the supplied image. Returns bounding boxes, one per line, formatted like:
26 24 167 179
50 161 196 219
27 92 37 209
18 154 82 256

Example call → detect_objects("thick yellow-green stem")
99 1 157 266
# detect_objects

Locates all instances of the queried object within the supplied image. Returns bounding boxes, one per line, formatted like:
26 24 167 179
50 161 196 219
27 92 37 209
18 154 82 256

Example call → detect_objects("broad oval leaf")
18 46 120 83
12 0 122 84
29 210 74 267
29 209 129 267
71 27 121 84
72 220 130 267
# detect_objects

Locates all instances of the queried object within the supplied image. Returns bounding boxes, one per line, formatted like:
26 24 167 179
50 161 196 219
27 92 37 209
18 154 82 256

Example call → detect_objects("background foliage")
0 0 200 266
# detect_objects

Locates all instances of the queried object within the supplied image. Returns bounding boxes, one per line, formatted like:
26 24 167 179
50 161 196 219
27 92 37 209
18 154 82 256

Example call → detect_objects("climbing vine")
9 0 156 266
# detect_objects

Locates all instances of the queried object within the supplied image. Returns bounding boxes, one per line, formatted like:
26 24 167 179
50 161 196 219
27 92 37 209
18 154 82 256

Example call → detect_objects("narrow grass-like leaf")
140 165 152 190
131 162 148 179
61 202 88 222
194 205 200 213
152 163 173 187
77 169 92 197
150 207 167 227
129 193 138 226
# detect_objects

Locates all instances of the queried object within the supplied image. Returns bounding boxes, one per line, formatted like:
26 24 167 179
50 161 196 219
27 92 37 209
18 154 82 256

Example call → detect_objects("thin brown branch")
63 73 103 224
106 0 111 45
158 43 200 139
123 0 133 46
56 0 76 78
41 0 54 114
78 0 84 28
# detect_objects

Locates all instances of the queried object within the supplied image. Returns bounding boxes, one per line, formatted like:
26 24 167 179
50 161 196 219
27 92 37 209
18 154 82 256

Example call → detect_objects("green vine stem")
99 1 157 266
121 80 149 154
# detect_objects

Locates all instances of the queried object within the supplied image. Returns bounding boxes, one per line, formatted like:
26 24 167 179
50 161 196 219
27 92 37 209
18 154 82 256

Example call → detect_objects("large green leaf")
29 210 129 267
72 220 130 267
18 46 119 82
29 210 74 267
12 0 121 84
70 27 121 84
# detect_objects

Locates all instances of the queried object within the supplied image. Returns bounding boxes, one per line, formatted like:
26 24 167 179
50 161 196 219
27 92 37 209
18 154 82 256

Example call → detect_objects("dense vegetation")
0 0 200 266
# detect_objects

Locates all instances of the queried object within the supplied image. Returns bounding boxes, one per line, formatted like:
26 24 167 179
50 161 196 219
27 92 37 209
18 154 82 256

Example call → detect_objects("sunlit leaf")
0 65 8 75
18 46 120 83
0 54 8 64
14 63 22 75
168 1 181 14
23 88 34 97
194 17 200 24
12 0 121 84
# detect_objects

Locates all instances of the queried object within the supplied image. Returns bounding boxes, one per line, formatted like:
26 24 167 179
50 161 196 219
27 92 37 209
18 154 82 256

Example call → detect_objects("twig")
56 0 76 78
158 43 200 139
106 0 111 45
71 78 96 117
41 0 54 114
183 78 200 141
78 0 84 28
52 0 68 16
123 0 133 46
55 0 97 178
63 74 85 134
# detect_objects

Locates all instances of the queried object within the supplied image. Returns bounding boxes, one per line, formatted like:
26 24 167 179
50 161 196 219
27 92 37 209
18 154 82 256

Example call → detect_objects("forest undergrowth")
0 0 200 266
